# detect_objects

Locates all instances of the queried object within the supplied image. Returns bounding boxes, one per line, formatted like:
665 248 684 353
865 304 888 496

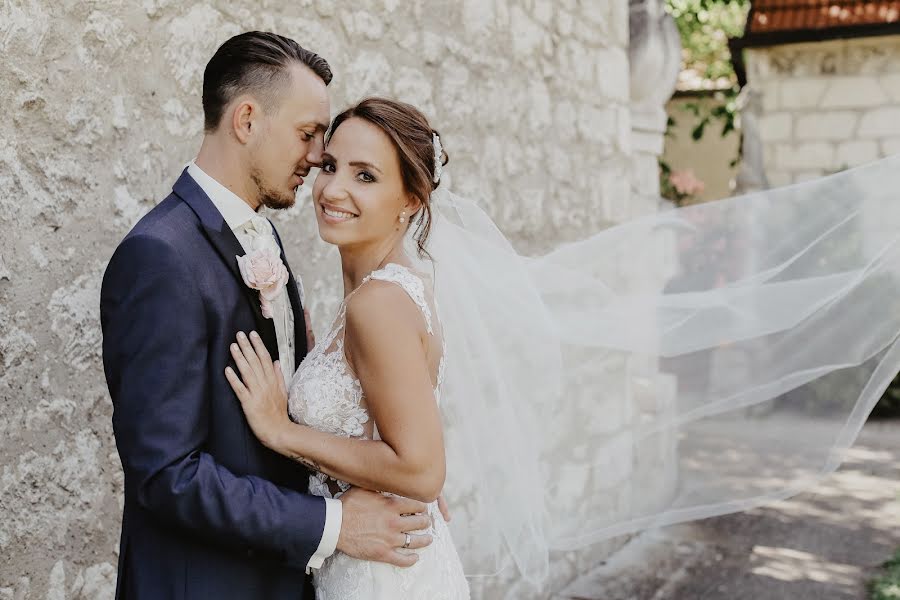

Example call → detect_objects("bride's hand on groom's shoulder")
225 330 291 449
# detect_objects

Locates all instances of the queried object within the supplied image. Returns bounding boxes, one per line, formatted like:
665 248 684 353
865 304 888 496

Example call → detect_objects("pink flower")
669 169 706 197
236 248 289 320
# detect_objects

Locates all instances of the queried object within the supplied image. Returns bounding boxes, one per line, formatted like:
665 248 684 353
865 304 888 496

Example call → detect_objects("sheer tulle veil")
407 154 900 586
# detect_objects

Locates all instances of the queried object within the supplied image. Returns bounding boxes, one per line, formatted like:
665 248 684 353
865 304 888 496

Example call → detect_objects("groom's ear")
231 98 260 144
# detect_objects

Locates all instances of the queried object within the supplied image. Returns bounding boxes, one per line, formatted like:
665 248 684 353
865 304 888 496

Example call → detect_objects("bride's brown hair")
326 97 449 257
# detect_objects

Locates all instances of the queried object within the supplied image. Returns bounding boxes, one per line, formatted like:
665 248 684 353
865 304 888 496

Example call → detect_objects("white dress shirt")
187 161 341 571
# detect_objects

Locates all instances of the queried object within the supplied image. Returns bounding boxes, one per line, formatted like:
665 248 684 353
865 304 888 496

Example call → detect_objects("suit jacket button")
246 548 256 558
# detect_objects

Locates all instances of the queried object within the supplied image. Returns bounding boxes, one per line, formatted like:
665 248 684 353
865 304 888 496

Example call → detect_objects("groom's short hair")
202 31 332 132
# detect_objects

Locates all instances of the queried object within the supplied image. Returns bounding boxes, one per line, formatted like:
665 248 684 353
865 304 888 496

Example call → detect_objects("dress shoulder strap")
363 263 434 335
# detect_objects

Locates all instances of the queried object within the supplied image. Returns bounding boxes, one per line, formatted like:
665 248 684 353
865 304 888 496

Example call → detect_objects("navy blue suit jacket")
101 170 323 599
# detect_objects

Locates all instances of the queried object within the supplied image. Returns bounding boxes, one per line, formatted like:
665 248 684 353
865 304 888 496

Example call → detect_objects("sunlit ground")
750 546 862 587
671 420 900 599
560 419 900 599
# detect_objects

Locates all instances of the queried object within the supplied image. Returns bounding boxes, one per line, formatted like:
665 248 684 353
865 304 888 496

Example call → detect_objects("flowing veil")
410 154 900 586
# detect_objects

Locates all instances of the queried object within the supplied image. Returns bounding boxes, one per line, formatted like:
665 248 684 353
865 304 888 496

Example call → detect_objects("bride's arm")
226 284 446 503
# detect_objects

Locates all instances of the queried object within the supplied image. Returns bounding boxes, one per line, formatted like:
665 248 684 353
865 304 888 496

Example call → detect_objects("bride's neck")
339 240 407 297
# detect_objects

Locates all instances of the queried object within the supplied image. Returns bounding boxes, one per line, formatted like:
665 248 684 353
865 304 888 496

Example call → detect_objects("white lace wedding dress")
287 263 470 599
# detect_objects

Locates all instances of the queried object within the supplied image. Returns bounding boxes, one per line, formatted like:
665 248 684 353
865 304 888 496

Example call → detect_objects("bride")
226 96 900 597
225 97 469 598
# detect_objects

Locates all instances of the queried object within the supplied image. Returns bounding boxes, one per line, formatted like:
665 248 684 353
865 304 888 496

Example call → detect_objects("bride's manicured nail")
238 331 247 340
250 331 259 339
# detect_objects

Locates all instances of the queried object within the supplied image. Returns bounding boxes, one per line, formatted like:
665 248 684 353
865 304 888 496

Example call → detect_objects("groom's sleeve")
101 233 329 569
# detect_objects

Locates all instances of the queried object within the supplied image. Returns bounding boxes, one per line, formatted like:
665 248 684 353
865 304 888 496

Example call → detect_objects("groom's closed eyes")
297 121 329 142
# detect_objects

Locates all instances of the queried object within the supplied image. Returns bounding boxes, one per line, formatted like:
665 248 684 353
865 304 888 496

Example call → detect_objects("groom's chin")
260 192 296 211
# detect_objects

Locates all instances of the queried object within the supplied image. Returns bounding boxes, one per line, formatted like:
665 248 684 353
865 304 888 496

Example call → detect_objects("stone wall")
745 35 900 186
0 1 673 598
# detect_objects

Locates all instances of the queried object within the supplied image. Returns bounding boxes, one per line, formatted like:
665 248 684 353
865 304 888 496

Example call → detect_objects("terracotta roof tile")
749 0 900 33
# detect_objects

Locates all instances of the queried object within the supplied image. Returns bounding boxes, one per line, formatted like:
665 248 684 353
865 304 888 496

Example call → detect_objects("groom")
101 32 433 599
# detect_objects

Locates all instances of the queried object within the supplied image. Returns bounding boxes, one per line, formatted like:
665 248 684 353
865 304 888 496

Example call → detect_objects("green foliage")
665 0 750 86
681 96 739 142
663 0 749 150
658 157 678 205
869 548 900 600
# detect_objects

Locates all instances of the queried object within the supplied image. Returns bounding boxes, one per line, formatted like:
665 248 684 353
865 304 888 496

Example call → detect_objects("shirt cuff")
306 497 342 573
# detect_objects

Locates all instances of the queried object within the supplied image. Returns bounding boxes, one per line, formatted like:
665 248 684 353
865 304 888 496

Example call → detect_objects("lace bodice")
288 263 468 599
288 263 446 499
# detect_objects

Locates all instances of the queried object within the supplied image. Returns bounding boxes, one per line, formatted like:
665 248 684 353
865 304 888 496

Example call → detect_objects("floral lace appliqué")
287 263 468 599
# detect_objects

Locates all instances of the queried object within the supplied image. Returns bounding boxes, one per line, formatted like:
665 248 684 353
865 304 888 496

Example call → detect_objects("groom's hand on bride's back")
337 488 433 567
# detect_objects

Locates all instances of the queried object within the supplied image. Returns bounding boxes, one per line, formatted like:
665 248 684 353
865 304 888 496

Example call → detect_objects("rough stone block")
72 562 116 600
794 111 858 141
780 78 827 109
821 76 889 108
859 107 900 137
46 561 65 600
391 67 435 115
881 137 900 156
880 73 900 103
835 140 880 168
758 112 792 142
48 265 104 371
341 52 393 99
556 9 574 36
775 142 836 170
794 170 825 182
510 5 544 55
609 0 630 47
745 50 772 81
0 319 37 370
761 82 780 111
594 47 630 101
765 169 792 187
629 192 662 220
596 431 635 491
577 104 618 144
461 0 495 33
533 0 553 25
339 10 384 40
581 1 611 25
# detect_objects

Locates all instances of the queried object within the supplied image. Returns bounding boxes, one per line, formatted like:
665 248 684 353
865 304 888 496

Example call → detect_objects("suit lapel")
173 169 279 359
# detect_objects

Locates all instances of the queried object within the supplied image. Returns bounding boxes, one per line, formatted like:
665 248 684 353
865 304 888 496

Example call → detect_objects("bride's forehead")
328 120 397 158
331 118 392 145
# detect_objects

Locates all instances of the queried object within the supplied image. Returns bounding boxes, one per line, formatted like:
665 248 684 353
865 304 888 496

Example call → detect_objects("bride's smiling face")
312 117 416 248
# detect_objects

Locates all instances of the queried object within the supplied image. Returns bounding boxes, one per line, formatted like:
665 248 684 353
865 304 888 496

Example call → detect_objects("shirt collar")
187 161 259 231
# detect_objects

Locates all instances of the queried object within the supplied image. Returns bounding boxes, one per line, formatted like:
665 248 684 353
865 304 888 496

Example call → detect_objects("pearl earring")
399 211 407 224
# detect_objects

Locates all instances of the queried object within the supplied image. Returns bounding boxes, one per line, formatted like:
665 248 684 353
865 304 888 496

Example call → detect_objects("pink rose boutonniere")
236 248 289 319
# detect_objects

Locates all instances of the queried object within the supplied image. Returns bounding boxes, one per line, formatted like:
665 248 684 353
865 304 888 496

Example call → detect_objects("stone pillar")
625 0 682 511
734 85 771 193
628 0 682 218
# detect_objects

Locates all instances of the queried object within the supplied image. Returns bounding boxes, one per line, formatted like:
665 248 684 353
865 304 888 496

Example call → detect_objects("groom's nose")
306 136 325 167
